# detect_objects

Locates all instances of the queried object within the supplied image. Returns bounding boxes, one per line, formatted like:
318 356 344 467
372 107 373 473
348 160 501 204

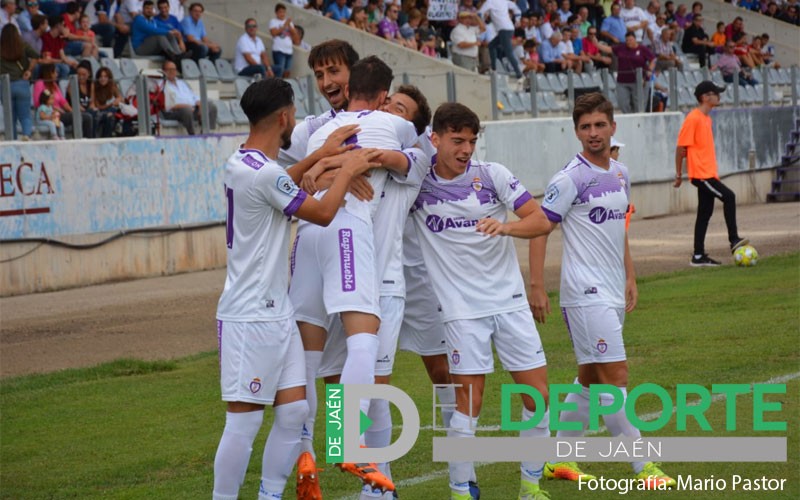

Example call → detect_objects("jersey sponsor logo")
513 293 523 299
241 154 264 170
596 339 608 354
544 185 559 205
276 175 295 195
265 300 274 308
509 176 520 190
249 377 262 393
339 228 356 292
588 206 626 224
425 214 480 233
472 177 483 192
451 349 461 365
584 287 598 294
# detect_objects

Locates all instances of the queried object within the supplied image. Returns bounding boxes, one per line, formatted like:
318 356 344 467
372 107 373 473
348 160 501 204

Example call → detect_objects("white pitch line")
334 371 800 500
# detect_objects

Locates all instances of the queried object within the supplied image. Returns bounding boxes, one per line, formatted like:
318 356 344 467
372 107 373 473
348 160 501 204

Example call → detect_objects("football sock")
341 333 379 432
600 388 646 474
436 385 456 429
448 410 478 491
260 400 309 497
555 380 591 438
520 408 549 482
302 350 323 457
365 398 393 477
213 410 264 500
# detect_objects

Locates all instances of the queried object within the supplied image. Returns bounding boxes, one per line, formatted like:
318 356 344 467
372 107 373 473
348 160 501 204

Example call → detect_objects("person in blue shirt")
600 3 626 45
325 0 351 23
131 0 186 62
155 0 186 53
181 1 220 61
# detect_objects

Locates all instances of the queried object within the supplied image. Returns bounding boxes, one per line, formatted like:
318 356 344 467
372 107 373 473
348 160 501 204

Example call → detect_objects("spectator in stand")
399 8 421 44
61 2 94 57
531 11 553 43
18 0 43 32
419 32 438 57
0 0 20 31
575 6 591 37
326 0 351 23
42 15 78 76
613 31 655 113
559 27 587 73
161 59 217 135
620 0 650 42
673 3 690 29
348 6 372 32
366 0 384 28
576 0 603 27
34 63 93 137
725 16 745 44
92 66 121 136
68 60 97 137
305 0 324 16
378 3 415 48
155 0 186 54
600 3 627 45
713 41 757 86
75 14 103 58
681 13 714 67
84 1 117 49
168 0 185 21
480 0 523 79
21 13 45 51
114 0 143 56
778 4 799 25
582 26 613 69
181 2 219 61
294 24 310 51
687 1 703 22
664 0 677 24
132 0 186 61
747 35 766 67
764 2 780 18
521 38 544 73
0 23 37 140
738 0 760 11
540 31 568 72
599 0 615 17
234 18 274 78
759 33 777 66
644 1 661 41
269 3 297 78
653 26 682 71
37 89 66 138
711 21 725 49
556 0 572 24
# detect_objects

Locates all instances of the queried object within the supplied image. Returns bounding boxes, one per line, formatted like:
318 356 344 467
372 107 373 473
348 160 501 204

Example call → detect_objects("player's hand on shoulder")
529 285 551 324
321 124 360 156
349 174 374 201
476 217 508 237
341 148 381 177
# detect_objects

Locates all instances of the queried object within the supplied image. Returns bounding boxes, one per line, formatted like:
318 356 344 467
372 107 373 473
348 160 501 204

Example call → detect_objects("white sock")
213 410 264 499
600 388 646 474
436 385 456 430
365 398 393 477
260 400 309 497
341 333 379 428
520 408 549 482
302 350 323 457
556 380 590 438
448 410 477 491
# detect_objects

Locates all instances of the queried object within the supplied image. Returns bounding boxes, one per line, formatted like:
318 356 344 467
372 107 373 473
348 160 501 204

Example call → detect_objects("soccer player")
411 102 553 500
288 55 420 495
675 81 748 267
212 78 378 500
528 92 675 489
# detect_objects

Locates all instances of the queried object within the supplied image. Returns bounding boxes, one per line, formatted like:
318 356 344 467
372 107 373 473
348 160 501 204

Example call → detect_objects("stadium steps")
767 120 800 203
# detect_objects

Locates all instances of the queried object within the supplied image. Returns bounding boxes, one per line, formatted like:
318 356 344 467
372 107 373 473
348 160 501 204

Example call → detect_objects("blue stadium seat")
214 100 234 126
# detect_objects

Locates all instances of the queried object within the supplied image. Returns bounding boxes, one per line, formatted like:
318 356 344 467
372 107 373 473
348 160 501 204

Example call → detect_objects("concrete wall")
200 0 493 120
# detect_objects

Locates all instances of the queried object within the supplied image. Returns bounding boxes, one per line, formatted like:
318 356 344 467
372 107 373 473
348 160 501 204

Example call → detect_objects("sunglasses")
246 24 257 28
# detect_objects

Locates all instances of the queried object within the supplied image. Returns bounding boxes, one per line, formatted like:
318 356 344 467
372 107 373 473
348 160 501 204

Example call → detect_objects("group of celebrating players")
212 38 676 500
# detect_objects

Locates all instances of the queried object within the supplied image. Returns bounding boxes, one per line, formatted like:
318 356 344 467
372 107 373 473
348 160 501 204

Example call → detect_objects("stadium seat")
516 91 533 113
535 73 553 92
546 73 566 93
535 91 550 112
286 78 306 102
119 58 139 78
181 59 201 79
101 57 123 81
503 91 526 113
198 58 219 82
543 91 568 111
214 100 234 126
215 59 237 83
678 87 695 107
234 77 252 99
228 99 250 124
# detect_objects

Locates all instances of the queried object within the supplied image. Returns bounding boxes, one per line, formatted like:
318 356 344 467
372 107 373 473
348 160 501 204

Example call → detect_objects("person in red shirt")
41 14 78 73
60 1 93 56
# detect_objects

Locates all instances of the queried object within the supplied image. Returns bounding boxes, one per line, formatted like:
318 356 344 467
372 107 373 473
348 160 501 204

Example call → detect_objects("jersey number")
225 186 234 249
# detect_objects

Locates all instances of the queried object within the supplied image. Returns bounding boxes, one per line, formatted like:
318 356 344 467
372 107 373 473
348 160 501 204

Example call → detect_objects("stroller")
115 69 166 136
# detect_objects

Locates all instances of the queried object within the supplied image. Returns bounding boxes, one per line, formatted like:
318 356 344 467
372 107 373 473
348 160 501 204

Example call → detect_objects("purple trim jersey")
217 148 307 321
411 160 533 322
278 109 338 168
541 154 630 308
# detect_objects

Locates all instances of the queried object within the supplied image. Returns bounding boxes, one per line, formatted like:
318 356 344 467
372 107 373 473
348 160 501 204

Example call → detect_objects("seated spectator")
575 6 591 37
450 11 484 72
305 0 324 16
294 24 310 51
559 27 588 73
67 60 98 137
399 8 421 42
161 59 216 135
747 36 766 67
521 38 545 73
613 31 655 113
21 13 45 50
34 63 93 137
131 0 186 61
326 0 351 23
42 15 78 76
673 3 690 29
233 18 274 78
556 0 572 25
759 33 777 67
738 0 760 11
732 36 757 69
269 3 297 78
75 14 102 58
92 66 121 136
778 4 799 25
378 3 415 48
18 0 43 32
529 12 553 43
725 17 746 44
0 0 20 31
664 0 677 25
37 89 66 138
366 0 383 27
582 26 613 69
712 41 757 86
181 2 220 61
644 1 661 42
711 21 725 49
155 0 187 53
540 31 568 73
419 32 437 57
764 2 780 19
681 14 714 67
653 27 682 71
61 2 95 57
348 6 371 33
113 0 141 57
600 3 626 45
687 1 703 23
0 23 36 140
85 0 117 48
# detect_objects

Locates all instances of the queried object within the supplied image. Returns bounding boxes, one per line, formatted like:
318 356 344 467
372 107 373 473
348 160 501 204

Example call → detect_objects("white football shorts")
561 306 627 365
398 263 447 356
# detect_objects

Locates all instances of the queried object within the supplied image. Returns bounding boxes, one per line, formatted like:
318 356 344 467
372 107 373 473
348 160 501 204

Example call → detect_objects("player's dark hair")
48 14 64 28
395 84 431 136
347 56 393 101
307 39 359 70
432 102 480 135
572 92 614 127
143 0 155 8
240 78 294 125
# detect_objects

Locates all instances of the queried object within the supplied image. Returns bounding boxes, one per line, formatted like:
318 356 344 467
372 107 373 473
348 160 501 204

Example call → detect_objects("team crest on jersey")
596 339 608 354
509 176 520 190
276 175 295 195
249 377 262 393
544 185 559 204
617 172 626 188
451 350 461 365
472 177 483 191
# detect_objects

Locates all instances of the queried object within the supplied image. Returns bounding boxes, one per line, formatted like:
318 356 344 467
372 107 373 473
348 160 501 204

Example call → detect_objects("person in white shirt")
269 3 297 78
234 18 274 78
620 0 650 42
557 0 572 24
212 76 378 500
478 0 522 79
450 11 485 72
644 0 662 43
0 0 20 31
529 92 676 489
161 60 216 134
410 102 553 500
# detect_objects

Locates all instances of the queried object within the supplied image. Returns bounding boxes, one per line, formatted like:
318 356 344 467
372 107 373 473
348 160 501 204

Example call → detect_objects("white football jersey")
306 110 419 223
277 109 338 168
217 148 307 321
541 154 630 308
373 147 430 297
402 128 436 268
411 160 534 322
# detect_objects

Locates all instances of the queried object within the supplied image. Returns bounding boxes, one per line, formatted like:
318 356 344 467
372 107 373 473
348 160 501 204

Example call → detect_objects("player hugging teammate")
213 38 674 500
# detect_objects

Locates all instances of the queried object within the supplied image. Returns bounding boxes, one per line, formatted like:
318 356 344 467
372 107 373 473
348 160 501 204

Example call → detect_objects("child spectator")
419 32 438 57
522 38 545 73
269 3 297 78
37 89 67 139
76 13 102 58
34 63 93 137
295 25 311 51
711 21 725 49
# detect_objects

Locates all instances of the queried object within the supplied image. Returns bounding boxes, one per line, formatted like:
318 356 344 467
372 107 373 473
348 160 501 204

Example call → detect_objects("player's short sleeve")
278 119 311 167
676 112 697 148
541 170 578 223
490 163 534 212
253 164 308 217
392 115 421 150
390 147 430 187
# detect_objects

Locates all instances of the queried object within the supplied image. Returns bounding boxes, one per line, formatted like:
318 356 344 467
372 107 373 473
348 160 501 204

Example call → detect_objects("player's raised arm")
285 123 360 184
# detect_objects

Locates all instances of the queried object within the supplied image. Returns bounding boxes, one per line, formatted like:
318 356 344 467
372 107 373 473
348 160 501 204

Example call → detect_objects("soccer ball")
733 245 758 267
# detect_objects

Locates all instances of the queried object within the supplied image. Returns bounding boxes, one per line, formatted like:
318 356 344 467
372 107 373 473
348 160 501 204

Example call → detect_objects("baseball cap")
694 80 726 99
611 137 625 149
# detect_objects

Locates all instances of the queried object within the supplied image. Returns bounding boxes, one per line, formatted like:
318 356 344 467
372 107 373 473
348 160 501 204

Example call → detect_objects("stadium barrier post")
1 74 13 139
635 67 644 113
305 74 316 116
761 66 769 106
199 73 210 135
136 75 148 136
702 66 710 82
792 65 798 108
566 69 575 112
69 74 82 139
732 79 740 108
601 67 609 98
446 71 456 102
529 70 538 118
668 66 678 112
490 71 499 120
